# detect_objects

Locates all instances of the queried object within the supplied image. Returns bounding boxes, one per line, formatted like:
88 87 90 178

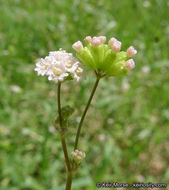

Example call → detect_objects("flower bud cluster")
71 150 86 164
72 36 137 77
35 49 83 83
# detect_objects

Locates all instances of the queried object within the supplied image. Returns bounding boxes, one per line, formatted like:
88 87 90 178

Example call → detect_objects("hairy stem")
74 75 100 150
57 82 72 190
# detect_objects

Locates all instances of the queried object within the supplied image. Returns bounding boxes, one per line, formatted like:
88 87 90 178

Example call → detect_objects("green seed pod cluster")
72 36 137 77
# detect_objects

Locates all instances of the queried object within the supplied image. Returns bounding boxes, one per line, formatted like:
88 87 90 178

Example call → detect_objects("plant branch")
74 74 101 150
57 82 72 173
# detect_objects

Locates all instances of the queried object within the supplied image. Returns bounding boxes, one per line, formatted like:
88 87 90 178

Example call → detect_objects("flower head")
35 49 82 83
71 149 86 164
72 36 137 77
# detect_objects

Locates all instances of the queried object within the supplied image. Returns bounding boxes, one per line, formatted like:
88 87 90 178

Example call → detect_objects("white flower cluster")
71 149 86 164
35 49 83 83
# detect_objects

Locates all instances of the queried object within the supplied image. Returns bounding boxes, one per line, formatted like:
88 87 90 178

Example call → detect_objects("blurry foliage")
0 0 169 189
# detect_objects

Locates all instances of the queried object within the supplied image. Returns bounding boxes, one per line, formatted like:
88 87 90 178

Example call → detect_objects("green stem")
74 75 101 150
57 82 72 190
66 172 73 190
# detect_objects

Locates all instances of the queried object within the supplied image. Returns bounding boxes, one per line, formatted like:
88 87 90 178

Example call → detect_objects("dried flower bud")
125 59 135 70
127 46 137 57
111 41 122 53
72 41 83 52
84 36 92 43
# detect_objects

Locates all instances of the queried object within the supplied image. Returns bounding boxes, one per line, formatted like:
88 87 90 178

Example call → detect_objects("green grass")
0 0 169 189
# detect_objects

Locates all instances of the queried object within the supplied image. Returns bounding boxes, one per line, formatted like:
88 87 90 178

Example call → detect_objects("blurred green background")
0 0 169 189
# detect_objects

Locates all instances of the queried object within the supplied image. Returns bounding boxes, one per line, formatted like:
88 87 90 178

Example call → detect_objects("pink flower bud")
127 46 137 57
91 37 101 47
111 41 121 53
108 37 118 46
72 41 83 51
125 59 135 70
98 36 106 44
84 36 92 43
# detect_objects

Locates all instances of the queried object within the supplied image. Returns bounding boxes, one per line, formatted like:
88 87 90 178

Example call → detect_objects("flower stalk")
57 82 72 190
74 72 101 150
